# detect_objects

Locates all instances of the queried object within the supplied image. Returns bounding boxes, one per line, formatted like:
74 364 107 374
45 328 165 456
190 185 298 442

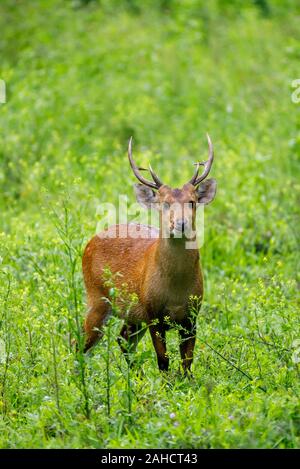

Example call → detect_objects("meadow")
0 0 299 448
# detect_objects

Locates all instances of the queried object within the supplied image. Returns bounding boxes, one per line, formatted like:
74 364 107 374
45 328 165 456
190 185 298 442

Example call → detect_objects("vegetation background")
0 0 300 449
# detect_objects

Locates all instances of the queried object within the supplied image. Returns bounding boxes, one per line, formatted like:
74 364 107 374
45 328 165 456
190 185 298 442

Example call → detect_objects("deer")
81 134 216 374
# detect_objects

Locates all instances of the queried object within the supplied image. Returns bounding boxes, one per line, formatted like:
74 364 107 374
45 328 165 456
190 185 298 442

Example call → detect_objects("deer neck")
154 236 199 282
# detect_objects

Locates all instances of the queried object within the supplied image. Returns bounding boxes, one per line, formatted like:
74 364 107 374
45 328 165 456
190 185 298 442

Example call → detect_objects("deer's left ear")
196 178 217 205
134 183 158 209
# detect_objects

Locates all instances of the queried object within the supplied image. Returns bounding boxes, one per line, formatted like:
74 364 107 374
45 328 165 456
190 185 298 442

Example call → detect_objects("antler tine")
190 133 214 186
149 163 163 188
188 161 201 185
128 137 162 190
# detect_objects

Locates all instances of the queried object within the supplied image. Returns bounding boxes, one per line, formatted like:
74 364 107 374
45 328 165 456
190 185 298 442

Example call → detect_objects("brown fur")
82 183 214 373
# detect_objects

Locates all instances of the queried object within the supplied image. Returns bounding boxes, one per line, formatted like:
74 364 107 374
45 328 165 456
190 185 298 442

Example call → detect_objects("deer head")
128 135 216 239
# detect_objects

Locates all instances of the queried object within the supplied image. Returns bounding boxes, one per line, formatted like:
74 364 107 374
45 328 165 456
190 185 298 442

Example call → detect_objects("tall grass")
0 0 299 448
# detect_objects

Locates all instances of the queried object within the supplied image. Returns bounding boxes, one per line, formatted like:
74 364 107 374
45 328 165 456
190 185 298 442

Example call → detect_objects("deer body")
82 136 216 373
141 237 202 321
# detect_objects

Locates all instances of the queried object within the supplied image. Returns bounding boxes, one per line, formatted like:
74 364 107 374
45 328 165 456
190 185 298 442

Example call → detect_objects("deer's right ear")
196 178 217 205
134 184 158 209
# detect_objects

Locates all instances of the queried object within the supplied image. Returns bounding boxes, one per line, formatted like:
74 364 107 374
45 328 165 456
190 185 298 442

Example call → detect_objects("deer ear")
134 184 158 209
196 178 217 205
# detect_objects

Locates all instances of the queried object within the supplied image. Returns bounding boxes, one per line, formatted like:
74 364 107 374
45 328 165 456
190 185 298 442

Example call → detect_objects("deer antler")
188 133 214 186
128 137 163 189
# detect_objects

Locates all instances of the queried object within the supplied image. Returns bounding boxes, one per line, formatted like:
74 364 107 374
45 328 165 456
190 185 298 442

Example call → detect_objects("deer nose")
175 218 188 232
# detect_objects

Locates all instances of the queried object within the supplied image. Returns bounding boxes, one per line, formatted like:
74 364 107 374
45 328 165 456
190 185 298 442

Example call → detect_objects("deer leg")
179 318 196 375
149 322 169 371
117 323 146 366
83 300 110 353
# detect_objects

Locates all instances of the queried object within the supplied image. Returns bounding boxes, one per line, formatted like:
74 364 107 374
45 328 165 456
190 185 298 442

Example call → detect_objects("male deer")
82 135 216 373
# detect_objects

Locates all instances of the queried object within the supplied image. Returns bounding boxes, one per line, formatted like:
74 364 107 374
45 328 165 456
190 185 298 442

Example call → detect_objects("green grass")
0 0 300 448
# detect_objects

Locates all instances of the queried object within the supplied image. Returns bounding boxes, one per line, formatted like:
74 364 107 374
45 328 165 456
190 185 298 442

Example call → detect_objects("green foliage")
0 0 299 448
